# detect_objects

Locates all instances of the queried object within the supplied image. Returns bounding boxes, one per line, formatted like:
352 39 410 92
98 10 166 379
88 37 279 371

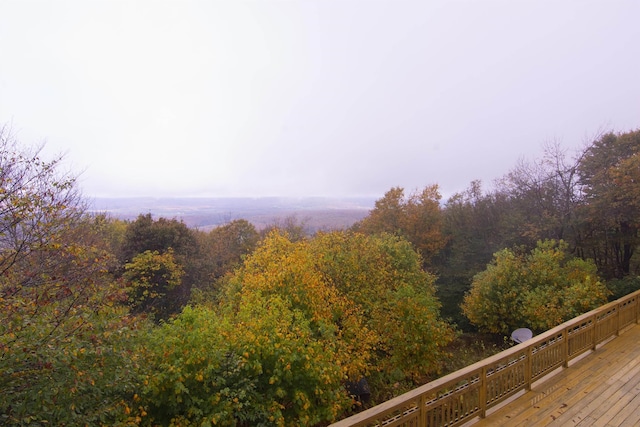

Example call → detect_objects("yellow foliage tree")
310 231 455 382
224 230 455 387
222 231 376 380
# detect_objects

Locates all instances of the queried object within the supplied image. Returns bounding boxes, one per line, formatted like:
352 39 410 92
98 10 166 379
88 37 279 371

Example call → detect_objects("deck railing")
330 289 640 427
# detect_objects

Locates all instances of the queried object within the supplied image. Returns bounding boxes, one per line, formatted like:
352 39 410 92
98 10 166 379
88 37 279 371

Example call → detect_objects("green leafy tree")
119 214 199 312
123 249 185 320
2 303 150 426
577 129 640 278
461 248 526 334
438 181 513 326
462 240 609 334
120 214 198 265
139 299 350 427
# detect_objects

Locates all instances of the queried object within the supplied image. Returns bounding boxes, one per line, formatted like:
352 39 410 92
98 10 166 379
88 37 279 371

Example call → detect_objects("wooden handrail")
330 289 640 427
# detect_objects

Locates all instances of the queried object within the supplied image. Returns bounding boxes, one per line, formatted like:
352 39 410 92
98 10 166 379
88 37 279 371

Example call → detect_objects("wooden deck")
472 323 640 427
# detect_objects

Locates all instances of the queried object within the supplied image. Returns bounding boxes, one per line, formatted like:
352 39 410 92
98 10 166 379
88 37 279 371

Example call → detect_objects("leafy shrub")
462 240 610 334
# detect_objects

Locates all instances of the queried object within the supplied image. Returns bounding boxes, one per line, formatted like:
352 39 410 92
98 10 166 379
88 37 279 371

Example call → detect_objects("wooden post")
525 346 532 391
591 314 597 351
479 367 487 418
418 394 425 427
616 303 621 336
562 329 569 368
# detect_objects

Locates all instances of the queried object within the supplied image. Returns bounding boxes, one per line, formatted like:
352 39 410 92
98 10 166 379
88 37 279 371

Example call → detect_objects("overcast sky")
1 1 639 199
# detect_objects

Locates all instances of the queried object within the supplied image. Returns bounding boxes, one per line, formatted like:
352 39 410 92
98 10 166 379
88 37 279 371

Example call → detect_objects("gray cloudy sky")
1 1 639 199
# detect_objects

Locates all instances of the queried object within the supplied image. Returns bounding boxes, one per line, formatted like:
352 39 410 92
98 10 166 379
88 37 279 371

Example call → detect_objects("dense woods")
1 125 639 426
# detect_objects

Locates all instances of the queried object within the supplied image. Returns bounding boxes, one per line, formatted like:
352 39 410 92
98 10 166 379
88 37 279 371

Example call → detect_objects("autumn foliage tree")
136 230 454 425
228 230 455 387
309 231 455 383
119 214 199 315
354 185 448 267
0 127 148 425
138 232 373 426
123 249 185 320
200 219 259 280
462 240 609 334
221 231 376 382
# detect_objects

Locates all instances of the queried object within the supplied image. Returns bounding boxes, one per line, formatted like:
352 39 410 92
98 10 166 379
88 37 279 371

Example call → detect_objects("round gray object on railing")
511 328 533 343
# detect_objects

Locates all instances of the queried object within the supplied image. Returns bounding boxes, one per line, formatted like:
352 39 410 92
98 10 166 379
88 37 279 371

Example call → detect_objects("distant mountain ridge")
88 196 376 231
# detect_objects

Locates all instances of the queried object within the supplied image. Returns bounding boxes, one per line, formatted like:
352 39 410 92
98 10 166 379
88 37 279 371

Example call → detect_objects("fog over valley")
89 196 376 231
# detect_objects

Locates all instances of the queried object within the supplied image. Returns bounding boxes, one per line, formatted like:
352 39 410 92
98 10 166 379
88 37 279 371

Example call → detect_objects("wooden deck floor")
472 323 640 427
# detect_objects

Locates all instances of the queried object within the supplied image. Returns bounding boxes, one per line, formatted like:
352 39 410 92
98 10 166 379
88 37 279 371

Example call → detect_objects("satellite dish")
511 328 533 344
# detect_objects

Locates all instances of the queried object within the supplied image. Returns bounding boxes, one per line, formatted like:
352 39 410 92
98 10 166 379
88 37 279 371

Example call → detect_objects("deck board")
472 323 640 427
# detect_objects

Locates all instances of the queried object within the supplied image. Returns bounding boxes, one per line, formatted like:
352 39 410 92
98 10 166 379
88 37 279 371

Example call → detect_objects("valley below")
89 196 376 232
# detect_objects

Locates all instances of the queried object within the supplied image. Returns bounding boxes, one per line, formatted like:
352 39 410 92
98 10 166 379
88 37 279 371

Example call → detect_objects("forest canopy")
0 125 639 426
